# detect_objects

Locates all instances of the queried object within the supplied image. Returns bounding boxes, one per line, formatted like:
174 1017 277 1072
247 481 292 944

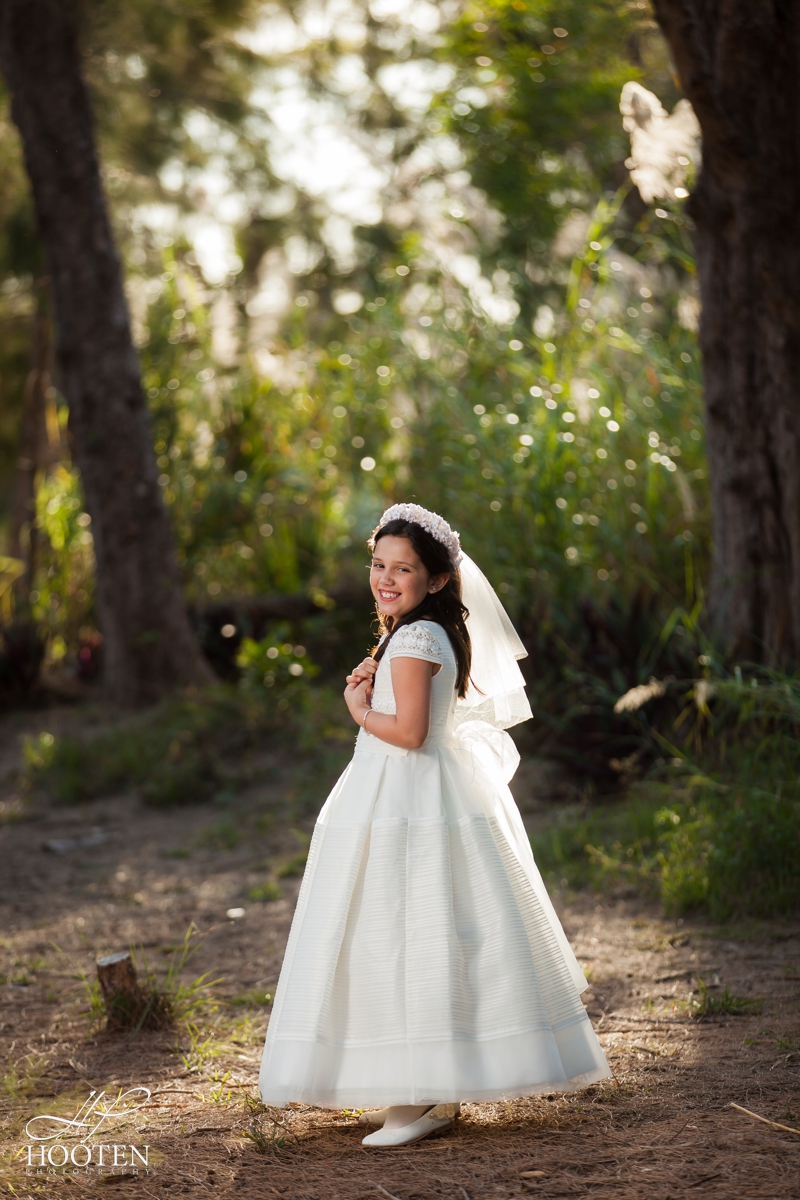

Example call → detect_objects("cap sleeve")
385 622 443 665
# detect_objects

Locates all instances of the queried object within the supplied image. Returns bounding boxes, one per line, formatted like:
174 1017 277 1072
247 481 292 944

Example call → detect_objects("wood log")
96 951 145 1028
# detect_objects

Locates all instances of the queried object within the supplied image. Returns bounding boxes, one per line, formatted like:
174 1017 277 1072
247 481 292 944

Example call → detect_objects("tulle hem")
259 1017 611 1108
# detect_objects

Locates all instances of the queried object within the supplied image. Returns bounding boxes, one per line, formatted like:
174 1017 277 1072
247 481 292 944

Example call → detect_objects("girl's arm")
344 656 436 750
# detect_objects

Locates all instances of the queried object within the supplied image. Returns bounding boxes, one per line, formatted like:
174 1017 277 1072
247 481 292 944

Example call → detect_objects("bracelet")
362 708 371 732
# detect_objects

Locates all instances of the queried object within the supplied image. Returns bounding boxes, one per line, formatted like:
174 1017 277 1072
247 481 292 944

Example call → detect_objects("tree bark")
96 951 145 1029
0 0 214 703
652 0 800 665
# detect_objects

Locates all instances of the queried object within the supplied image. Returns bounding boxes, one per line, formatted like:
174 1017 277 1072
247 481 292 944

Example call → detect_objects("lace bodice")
364 620 457 745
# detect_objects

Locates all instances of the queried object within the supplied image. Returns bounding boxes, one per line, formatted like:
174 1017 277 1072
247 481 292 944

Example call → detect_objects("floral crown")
369 503 463 568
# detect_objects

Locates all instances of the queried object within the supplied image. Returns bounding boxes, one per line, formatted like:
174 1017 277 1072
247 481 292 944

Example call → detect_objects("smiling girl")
259 504 609 1147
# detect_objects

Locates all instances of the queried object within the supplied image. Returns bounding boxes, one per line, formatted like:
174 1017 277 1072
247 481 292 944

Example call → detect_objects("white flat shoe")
359 1108 389 1126
362 1107 457 1148
358 1103 459 1127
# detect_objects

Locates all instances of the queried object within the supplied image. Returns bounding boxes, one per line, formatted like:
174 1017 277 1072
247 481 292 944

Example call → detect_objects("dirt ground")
1 706 799 1200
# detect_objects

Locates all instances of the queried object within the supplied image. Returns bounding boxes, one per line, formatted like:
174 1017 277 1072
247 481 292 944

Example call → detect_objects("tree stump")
96 951 146 1028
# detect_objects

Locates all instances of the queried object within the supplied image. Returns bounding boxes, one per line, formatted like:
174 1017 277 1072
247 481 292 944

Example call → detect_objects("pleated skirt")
259 737 610 1107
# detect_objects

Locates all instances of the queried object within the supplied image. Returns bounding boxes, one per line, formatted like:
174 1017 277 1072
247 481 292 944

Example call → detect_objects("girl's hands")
344 658 377 724
343 675 372 724
343 654 432 749
345 657 378 688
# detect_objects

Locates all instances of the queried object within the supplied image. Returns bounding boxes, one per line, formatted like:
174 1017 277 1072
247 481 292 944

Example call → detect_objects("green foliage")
245 881 281 902
77 926 221 1034
532 791 662 896
230 987 274 1007
274 829 310 877
85 0 265 177
23 689 267 806
5 0 706 716
690 978 762 1019
437 0 678 315
275 852 308 878
23 679 350 808
122 197 706 695
2 1052 49 1101
534 666 800 919
240 1106 298 1155
195 816 242 851
32 464 95 651
237 631 318 692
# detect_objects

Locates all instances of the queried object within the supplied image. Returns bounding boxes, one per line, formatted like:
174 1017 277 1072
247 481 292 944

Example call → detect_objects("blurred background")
0 0 797 923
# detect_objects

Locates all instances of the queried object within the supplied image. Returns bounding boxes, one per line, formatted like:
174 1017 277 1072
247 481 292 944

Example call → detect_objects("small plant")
240 1107 298 1155
195 817 242 852
690 977 762 1019
274 828 310 878
246 881 281 903
230 988 273 1008
174 1023 222 1074
206 1071 234 1105
241 1090 267 1116
79 971 109 1030
2 1052 49 1100
275 852 308 878
158 928 224 1024
760 1028 800 1052
76 926 223 1035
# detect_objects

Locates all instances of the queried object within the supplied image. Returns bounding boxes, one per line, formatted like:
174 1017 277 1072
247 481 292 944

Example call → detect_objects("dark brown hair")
369 518 472 698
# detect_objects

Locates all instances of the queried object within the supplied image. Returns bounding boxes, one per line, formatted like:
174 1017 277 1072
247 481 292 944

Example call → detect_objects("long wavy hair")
369 517 472 697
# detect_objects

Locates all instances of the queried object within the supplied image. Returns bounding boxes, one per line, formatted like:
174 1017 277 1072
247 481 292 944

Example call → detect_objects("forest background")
0 0 797 922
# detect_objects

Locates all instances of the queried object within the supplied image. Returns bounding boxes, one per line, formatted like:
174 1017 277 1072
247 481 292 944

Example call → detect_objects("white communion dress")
259 618 610 1108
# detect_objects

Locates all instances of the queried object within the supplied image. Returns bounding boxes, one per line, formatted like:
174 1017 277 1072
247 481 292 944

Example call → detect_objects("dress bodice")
363 621 457 747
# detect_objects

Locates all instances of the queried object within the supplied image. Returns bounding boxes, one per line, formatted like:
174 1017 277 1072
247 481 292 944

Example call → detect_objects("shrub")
236 630 318 694
24 689 267 806
533 667 800 919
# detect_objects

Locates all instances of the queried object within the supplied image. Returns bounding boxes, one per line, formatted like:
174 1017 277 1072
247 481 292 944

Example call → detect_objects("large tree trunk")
652 0 800 666
0 0 213 703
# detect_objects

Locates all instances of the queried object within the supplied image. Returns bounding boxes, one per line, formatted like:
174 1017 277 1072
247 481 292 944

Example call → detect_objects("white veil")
455 553 532 731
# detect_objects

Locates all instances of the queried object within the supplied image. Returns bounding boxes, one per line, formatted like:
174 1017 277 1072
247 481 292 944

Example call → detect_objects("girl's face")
370 535 450 620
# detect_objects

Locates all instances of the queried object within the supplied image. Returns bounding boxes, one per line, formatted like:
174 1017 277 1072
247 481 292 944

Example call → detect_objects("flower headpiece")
370 503 463 568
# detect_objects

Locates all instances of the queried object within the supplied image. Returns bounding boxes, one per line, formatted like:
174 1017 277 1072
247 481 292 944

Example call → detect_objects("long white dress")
259 619 610 1108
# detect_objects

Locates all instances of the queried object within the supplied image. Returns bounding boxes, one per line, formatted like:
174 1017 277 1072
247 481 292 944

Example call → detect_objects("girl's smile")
370 534 449 619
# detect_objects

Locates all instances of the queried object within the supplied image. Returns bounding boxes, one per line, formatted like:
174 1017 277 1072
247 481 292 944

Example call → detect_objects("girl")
259 503 609 1147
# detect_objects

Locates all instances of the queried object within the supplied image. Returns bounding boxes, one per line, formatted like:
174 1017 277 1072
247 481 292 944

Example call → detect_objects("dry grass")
1 708 799 1199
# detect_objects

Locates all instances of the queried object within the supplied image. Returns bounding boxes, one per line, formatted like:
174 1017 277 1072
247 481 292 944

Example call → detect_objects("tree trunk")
651 0 800 666
0 0 214 703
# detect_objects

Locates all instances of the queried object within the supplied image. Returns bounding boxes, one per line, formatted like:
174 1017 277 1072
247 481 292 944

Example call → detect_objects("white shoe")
361 1106 458 1148
358 1108 389 1126
358 1103 459 1128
